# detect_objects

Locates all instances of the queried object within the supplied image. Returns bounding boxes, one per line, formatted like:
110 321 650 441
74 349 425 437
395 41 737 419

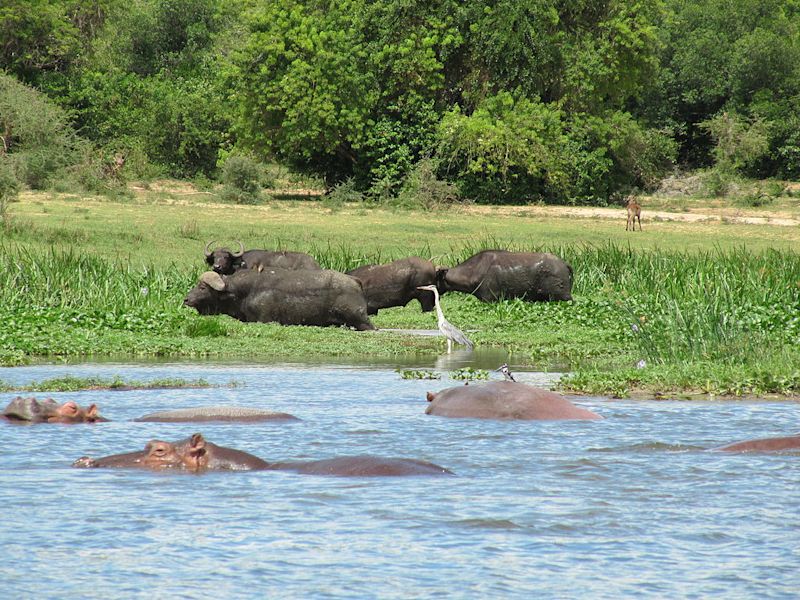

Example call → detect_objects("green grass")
2 187 800 398
0 376 218 392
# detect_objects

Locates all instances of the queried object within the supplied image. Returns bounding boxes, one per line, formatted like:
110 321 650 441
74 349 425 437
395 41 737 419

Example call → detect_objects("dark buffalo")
204 240 321 275
2 397 106 424
346 257 436 314
73 433 454 476
425 381 601 420
184 269 375 330
711 434 800 453
437 250 573 302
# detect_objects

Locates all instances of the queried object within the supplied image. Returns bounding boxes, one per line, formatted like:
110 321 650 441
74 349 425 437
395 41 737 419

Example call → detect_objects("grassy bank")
2 187 800 398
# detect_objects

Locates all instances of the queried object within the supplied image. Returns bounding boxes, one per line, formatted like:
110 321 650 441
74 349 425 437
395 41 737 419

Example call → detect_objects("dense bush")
220 155 263 204
0 73 89 189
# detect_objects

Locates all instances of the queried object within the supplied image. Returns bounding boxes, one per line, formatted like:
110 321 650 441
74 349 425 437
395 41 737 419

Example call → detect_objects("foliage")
0 72 89 188
0 375 213 392
394 158 460 210
450 368 490 381
0 158 20 227
397 369 441 380
220 154 263 204
0 0 799 201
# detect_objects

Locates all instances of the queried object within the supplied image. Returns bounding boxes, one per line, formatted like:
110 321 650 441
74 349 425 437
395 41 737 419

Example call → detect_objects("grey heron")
417 285 473 353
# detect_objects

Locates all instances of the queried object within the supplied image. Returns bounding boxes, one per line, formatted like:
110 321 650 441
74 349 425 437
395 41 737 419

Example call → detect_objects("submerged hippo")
133 406 299 423
2 397 106 424
711 434 800 453
425 381 601 420
73 433 453 476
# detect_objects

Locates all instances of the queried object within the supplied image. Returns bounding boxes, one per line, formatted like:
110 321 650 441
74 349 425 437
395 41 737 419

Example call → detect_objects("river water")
1 360 798 599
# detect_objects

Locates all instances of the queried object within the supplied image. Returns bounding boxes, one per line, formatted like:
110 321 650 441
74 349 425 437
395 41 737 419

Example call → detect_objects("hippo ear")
200 271 226 291
189 433 207 454
426 391 436 403
86 404 99 420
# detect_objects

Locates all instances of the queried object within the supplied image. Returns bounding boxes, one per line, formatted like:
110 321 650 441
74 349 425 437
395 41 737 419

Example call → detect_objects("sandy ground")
460 203 800 227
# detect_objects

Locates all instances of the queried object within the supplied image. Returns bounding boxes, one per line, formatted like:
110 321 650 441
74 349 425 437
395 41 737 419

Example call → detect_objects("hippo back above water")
437 250 573 302
711 433 800 453
425 381 601 420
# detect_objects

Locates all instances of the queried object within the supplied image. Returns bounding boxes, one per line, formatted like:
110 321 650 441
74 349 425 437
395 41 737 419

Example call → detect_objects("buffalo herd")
189 242 575 331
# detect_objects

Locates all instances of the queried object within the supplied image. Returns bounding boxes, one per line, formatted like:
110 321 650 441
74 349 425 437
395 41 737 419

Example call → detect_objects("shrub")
0 72 89 189
220 155 263 204
0 158 21 228
395 158 460 210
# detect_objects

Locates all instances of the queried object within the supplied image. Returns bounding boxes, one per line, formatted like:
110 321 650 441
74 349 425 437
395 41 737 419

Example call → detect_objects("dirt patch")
458 203 800 227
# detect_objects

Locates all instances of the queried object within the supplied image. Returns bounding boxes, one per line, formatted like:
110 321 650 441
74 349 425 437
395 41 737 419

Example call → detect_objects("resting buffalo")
184 269 375 330
2 397 106 424
711 434 800 453
436 250 573 302
346 257 436 314
73 433 453 476
204 240 321 275
425 381 601 420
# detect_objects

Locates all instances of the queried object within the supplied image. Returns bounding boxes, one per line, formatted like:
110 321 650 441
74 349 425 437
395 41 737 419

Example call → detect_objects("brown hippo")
133 406 299 423
425 381 602 420
711 434 800 453
73 433 454 476
2 397 106 424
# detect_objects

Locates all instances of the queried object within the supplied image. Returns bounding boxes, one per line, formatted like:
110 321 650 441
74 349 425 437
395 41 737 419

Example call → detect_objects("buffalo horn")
200 271 226 291
204 240 216 258
232 240 245 258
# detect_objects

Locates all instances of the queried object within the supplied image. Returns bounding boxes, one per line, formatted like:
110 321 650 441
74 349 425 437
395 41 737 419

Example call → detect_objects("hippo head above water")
73 433 454 476
2 397 106 424
73 433 270 472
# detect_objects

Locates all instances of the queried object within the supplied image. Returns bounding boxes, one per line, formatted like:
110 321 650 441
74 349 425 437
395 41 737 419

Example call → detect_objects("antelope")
625 195 642 231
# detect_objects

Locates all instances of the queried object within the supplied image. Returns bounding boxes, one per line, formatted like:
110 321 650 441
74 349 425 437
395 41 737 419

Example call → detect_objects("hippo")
425 381 602 420
73 433 454 476
73 433 271 471
133 406 299 423
346 257 437 314
436 249 573 302
2 397 107 424
711 434 800 453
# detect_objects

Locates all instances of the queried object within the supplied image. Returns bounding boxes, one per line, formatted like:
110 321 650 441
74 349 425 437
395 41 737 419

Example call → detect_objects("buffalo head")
204 240 245 274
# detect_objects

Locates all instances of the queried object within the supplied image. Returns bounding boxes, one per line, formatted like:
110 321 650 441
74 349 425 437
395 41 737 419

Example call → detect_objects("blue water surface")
0 361 798 599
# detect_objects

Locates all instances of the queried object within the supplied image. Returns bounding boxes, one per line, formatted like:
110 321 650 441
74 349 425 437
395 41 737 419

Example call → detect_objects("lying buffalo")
437 249 573 302
711 433 800 453
204 240 321 275
346 257 436 314
73 433 453 476
184 269 375 330
2 397 106 424
425 381 601 420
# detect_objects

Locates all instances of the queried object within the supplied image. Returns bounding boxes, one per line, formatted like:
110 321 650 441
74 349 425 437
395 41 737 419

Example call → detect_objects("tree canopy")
0 0 797 202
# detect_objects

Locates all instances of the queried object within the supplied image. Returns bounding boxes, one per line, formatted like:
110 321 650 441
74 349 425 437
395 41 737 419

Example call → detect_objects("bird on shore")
417 285 473 353
495 363 516 382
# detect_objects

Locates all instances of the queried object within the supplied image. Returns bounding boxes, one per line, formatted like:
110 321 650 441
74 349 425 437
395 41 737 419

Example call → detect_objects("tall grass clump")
569 244 800 366
0 243 196 353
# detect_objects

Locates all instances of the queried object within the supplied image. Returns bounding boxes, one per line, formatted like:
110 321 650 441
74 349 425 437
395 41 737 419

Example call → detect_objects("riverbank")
2 182 799 398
